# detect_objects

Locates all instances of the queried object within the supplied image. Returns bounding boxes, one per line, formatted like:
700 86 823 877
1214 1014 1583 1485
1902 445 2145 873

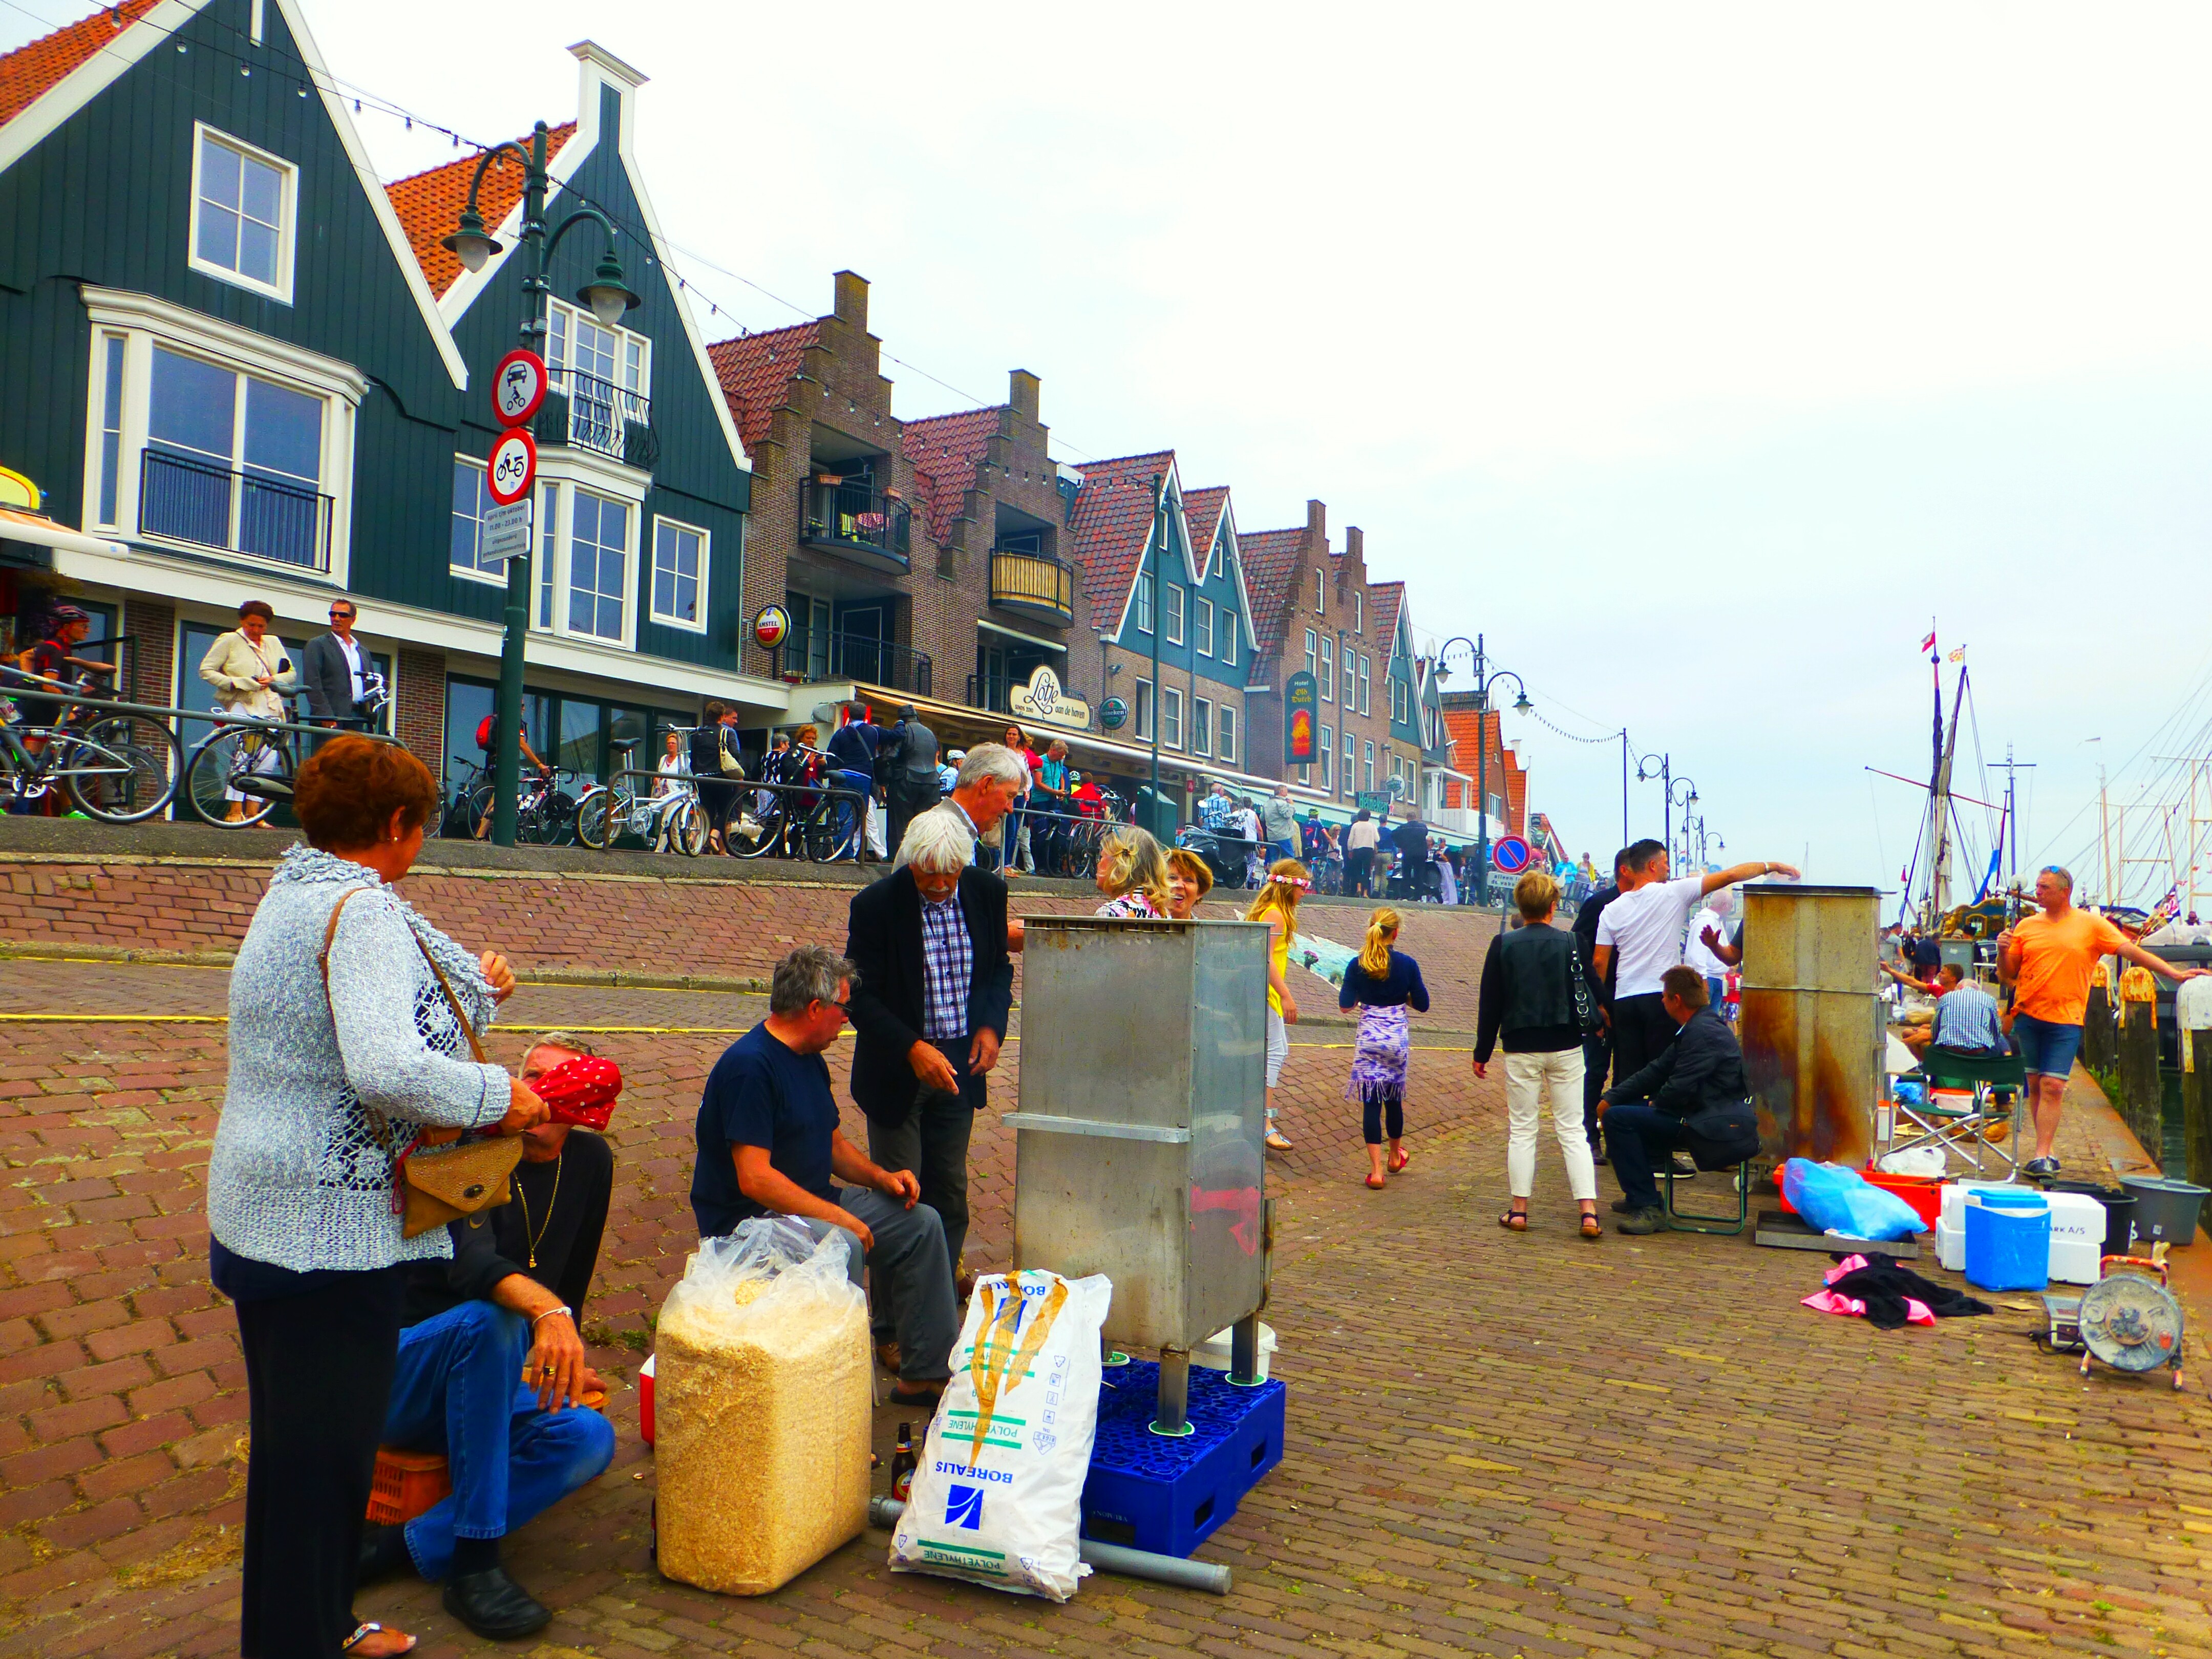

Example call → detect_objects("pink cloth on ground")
1801 1286 1936 1326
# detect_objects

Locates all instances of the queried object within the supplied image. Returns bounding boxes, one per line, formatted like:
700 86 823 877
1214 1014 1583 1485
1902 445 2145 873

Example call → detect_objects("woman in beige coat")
197 600 299 822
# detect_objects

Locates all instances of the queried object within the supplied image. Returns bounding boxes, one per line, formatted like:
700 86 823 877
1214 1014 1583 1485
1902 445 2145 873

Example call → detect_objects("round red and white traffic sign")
486 428 536 505
492 348 547 427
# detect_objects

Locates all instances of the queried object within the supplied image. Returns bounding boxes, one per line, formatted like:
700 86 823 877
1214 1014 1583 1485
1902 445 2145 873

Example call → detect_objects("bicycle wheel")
183 729 278 827
670 798 708 856
62 719 180 823
542 791 578 846
803 801 854 863
727 800 784 858
466 784 495 839
575 786 616 850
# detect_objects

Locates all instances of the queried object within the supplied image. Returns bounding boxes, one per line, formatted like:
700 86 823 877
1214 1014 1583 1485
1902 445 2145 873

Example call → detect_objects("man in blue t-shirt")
688 944 957 1404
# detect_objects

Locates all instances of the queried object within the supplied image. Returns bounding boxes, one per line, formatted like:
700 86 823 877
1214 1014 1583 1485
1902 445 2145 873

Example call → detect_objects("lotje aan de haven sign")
1009 664 1091 730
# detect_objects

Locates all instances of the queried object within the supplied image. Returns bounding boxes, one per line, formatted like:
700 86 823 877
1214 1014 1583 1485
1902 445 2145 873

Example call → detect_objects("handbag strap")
321 886 489 1065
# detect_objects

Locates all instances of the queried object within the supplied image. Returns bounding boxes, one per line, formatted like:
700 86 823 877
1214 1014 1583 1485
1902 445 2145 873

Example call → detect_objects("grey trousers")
803 1188 958 1382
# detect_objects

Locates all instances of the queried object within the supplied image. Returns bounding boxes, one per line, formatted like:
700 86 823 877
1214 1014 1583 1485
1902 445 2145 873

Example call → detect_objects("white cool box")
1933 1182 2108 1286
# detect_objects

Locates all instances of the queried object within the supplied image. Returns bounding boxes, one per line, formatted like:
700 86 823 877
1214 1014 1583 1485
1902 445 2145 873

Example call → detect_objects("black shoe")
442 1566 552 1641
1591 1149 1610 1167
356 1522 410 1586
1610 1197 1640 1214
1615 1206 1669 1236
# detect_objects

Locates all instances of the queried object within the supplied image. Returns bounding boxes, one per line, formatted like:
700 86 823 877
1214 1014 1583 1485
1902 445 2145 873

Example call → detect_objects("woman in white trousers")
1473 870 1602 1238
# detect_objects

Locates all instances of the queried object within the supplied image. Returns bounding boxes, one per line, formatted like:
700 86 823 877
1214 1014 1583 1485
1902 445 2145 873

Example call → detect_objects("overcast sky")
16 1 2212 905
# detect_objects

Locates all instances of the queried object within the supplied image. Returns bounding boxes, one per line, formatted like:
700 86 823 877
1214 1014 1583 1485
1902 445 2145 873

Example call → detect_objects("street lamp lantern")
1512 687 1533 714
440 205 501 273
580 250 641 327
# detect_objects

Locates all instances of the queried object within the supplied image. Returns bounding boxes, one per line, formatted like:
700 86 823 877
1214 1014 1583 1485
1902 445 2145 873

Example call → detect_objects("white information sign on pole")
479 498 533 565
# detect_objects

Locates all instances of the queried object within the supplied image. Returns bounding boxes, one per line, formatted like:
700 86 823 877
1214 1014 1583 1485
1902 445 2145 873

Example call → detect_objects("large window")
536 482 558 629
144 346 326 568
568 491 630 643
651 517 708 631
1192 694 1211 756
1219 703 1237 764
1194 598 1213 656
450 458 500 581
546 300 649 455
1162 685 1183 749
190 125 294 302
1165 582 1185 646
1220 611 1237 667
1318 635 1333 703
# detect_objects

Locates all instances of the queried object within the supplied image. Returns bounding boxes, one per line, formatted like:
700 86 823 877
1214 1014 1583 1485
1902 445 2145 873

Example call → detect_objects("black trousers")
1581 1030 1611 1150
884 785 933 863
235 1266 406 1659
865 1038 985 1329
1610 993 1677 1087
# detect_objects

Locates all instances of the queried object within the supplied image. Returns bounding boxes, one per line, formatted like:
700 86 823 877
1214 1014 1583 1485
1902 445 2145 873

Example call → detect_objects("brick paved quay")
2 846 2211 1657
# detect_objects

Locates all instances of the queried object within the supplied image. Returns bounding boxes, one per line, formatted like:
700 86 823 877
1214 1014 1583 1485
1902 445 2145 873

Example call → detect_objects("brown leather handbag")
321 888 521 1239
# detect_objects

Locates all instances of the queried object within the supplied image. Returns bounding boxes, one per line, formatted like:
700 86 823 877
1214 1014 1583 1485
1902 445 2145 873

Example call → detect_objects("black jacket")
1606 1007 1759 1158
1474 922 1598 1061
884 719 939 795
300 631 365 723
400 1130 614 1328
844 865 1013 1122
1572 882 1621 1002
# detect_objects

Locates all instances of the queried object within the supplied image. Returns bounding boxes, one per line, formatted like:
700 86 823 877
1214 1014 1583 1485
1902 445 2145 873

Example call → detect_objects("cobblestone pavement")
6 956 2212 1658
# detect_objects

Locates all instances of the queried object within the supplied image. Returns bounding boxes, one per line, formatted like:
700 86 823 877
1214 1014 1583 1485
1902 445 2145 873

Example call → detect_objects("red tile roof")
902 407 1003 543
1440 703 1526 833
384 124 579 299
1368 579 1405 656
0 0 157 131
1066 451 1175 620
706 322 820 454
1181 485 1228 574
1238 526 1308 664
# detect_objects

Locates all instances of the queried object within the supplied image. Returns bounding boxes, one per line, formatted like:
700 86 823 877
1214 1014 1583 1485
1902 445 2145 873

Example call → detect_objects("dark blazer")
300 631 363 723
845 864 1013 1123
1606 1006 1759 1158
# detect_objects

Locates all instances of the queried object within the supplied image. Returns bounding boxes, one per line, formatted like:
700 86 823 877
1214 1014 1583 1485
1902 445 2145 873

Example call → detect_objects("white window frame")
1318 724 1333 790
563 486 633 647
1353 591 1363 634
1311 566 1325 615
1219 703 1237 764
449 456 504 587
527 451 649 651
1319 635 1334 703
1343 729 1355 797
1135 570 1154 635
1165 581 1186 646
1162 684 1184 750
1194 597 1214 656
544 297 652 414
1364 739 1376 794
1303 627 1317 682
80 289 360 585
649 514 711 633
1192 694 1211 756
1343 650 1356 708
1220 611 1237 667
1134 676 1154 740
1359 654 1372 715
188 123 296 304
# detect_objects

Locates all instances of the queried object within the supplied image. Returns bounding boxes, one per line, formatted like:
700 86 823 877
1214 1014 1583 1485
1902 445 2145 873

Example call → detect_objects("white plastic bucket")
1192 1322 1277 1379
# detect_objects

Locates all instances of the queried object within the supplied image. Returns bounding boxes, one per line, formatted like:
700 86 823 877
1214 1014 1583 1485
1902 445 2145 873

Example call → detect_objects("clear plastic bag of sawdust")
653 1218 871 1594
889 1269 1112 1601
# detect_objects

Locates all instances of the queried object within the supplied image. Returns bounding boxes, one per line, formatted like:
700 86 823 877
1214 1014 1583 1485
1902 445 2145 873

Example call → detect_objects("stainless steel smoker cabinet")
1009 916 1271 1434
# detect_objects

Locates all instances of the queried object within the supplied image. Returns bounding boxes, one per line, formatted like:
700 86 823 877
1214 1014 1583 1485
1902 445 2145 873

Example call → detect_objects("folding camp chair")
1890 1047 2027 1176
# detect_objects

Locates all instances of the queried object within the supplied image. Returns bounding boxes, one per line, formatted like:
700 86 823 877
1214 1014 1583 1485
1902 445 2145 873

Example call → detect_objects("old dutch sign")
1009 663 1091 730
1285 670 1318 763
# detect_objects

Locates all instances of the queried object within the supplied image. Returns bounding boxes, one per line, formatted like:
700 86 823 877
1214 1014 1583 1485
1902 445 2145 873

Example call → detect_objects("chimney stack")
1305 499 1326 543
1345 526 1363 563
1009 370 1040 421
832 270 869 330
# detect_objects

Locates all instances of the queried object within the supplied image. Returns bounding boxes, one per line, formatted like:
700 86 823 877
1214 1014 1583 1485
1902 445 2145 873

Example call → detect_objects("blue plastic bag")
1782 1158 1926 1241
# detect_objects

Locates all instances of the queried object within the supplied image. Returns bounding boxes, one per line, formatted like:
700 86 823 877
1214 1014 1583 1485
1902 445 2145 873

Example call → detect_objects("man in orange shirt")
1997 865 2206 1175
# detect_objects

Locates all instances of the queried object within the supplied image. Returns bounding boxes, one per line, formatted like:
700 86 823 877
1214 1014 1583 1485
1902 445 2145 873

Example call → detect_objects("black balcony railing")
988 548 1074 623
536 371 658 470
786 627 932 695
140 449 333 572
799 480 910 569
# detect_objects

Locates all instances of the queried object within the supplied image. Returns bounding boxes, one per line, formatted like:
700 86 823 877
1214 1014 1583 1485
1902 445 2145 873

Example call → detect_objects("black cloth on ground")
1824 1252 1993 1330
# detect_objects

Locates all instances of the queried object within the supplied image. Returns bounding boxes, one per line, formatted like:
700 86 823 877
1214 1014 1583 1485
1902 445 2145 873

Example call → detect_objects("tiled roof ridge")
0 0 159 131
707 322 823 452
384 122 580 299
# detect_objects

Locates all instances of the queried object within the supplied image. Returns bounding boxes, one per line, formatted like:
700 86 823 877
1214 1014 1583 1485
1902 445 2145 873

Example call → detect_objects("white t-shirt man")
1596 875 1708 998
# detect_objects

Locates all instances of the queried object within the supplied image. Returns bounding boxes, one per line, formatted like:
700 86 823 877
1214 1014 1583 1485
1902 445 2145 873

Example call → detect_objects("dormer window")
190 125 295 302
546 300 650 458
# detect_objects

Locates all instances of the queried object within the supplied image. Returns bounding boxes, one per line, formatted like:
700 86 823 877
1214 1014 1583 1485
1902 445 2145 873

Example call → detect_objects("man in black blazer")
301 597 371 729
844 808 1013 1310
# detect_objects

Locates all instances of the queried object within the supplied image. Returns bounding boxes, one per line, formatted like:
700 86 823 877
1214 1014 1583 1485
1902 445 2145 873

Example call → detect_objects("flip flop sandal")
1498 1210 1528 1231
1265 1131 1293 1152
1365 1172 1387 1190
1388 1151 1411 1174
1580 1215 1603 1240
343 1624 416 1657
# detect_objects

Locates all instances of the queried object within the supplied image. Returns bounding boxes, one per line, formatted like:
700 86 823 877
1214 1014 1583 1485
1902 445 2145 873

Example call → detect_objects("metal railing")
537 371 658 470
139 450 333 572
600 765 877 864
786 628 932 694
798 480 910 566
989 548 1074 622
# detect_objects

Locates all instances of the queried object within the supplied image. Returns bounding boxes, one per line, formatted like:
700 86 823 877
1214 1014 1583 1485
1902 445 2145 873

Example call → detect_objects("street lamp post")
1666 777 1699 867
1434 632 1529 908
1147 474 1165 822
1635 751 1670 854
443 121 640 847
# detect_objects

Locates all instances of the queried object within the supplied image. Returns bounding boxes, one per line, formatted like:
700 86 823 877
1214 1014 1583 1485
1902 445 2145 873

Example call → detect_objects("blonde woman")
1473 869 1602 1239
1246 859 1309 1151
1337 908 1431 1188
1094 825 1172 918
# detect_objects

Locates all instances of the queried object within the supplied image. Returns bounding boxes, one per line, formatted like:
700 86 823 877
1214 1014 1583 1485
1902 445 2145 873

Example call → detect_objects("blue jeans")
2011 1012 2083 1080
383 1301 616 1581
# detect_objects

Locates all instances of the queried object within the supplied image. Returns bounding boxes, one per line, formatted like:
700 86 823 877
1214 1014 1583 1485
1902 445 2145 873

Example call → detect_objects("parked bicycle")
181 697 311 828
0 669 178 823
575 741 709 854
722 748 867 864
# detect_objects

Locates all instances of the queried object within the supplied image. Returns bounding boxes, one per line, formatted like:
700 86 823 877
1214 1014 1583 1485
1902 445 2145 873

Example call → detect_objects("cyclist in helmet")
16 606 115 748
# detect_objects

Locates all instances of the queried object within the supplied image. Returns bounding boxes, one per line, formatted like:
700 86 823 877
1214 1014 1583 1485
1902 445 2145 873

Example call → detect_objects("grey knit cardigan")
206 845 509 1271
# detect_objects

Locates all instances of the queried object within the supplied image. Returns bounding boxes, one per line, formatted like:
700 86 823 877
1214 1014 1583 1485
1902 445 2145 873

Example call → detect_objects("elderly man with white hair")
844 802 1014 1363
922 741 1026 874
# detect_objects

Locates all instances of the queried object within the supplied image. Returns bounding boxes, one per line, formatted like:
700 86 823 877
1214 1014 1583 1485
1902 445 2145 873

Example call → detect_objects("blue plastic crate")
1081 1359 1286 1558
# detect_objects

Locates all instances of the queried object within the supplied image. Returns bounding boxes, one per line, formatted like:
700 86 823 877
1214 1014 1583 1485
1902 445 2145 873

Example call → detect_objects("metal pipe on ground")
865 1497 1232 1596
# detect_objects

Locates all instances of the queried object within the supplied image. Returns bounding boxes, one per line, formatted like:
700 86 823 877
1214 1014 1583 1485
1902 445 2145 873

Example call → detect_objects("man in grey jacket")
1261 783 1300 864
301 597 371 729
883 705 939 857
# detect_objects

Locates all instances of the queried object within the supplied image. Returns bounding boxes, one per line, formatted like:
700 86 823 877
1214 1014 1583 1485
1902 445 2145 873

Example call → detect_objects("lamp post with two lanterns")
442 122 641 847
1433 633 1530 906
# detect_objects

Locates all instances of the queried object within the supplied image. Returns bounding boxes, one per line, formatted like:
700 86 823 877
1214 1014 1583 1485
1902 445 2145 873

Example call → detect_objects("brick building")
707 271 1111 756
1439 694 1527 838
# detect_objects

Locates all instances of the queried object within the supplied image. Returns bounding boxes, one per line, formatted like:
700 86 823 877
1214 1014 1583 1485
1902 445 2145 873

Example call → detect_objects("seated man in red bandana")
359 1034 619 1642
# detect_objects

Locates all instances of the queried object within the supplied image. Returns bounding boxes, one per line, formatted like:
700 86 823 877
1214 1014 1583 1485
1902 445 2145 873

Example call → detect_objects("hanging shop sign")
1285 670 1317 763
1099 695 1129 731
753 604 792 650
1009 664 1091 730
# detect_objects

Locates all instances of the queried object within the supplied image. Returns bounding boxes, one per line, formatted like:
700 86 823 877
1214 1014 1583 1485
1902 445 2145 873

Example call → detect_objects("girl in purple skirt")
1338 907 1430 1188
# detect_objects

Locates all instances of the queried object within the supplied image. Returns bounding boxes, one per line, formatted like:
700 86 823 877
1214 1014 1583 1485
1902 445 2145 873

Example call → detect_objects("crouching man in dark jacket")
1598 966 1760 1235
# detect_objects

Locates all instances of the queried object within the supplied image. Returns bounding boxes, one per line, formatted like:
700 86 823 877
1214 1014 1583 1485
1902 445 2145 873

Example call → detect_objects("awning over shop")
0 506 125 559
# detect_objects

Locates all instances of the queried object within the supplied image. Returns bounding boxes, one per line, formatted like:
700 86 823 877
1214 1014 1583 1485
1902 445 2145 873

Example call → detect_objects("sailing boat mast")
1926 664 1966 927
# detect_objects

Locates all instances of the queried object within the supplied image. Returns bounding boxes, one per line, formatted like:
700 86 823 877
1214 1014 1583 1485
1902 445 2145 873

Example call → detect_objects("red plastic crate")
366 1448 450 1525
1775 1168 1944 1231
